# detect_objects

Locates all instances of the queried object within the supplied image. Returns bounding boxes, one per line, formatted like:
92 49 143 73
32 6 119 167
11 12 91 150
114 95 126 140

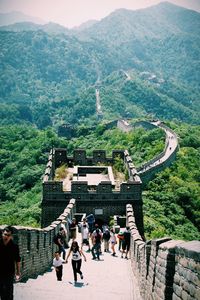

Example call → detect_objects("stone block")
174 274 180 285
175 241 200 261
194 287 200 300
188 283 196 297
181 290 189 300
172 293 181 300
173 284 182 297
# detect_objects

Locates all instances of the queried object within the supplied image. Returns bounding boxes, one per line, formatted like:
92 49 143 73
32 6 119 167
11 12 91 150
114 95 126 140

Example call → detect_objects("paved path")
14 234 141 300
138 121 178 174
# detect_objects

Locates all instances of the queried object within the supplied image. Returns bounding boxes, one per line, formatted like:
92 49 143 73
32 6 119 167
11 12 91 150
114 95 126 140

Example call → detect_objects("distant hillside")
0 11 46 26
75 2 200 89
0 2 199 128
77 2 200 41
0 21 69 34
72 20 98 31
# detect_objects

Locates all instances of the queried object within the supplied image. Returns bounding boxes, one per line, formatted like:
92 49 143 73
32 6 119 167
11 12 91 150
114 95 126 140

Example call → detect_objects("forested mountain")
0 21 70 34
0 122 199 241
0 11 45 26
0 2 199 128
75 2 200 88
0 2 199 239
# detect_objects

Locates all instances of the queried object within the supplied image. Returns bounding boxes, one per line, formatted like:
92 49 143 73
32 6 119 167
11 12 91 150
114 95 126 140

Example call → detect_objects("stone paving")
14 233 142 300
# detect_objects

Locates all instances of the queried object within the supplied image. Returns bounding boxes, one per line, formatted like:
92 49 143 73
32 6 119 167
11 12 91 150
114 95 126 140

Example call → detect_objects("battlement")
126 204 200 300
0 199 76 282
42 148 143 234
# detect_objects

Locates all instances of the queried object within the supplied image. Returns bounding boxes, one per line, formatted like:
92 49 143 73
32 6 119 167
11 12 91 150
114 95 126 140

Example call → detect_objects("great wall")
1 120 199 300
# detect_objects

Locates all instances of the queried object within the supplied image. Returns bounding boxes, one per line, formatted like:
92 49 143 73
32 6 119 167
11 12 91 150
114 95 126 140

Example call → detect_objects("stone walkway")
14 234 141 300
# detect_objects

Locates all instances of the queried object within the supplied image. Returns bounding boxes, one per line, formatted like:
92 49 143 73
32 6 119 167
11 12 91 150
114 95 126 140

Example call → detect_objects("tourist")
61 220 69 249
86 214 95 235
53 251 64 281
117 229 124 252
110 228 117 256
80 218 91 252
55 227 66 260
121 226 131 259
91 225 102 260
66 241 86 284
0 226 21 300
69 218 77 241
103 228 110 252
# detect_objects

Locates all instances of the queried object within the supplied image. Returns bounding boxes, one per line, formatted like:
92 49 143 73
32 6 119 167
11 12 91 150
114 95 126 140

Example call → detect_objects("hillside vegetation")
0 122 199 241
0 3 199 240
0 2 200 128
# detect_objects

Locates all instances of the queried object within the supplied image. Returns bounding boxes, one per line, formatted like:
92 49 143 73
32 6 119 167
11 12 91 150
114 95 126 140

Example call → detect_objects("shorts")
122 242 130 251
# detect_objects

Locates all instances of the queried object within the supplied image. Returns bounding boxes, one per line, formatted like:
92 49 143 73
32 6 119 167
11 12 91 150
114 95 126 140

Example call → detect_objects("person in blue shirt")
86 214 95 235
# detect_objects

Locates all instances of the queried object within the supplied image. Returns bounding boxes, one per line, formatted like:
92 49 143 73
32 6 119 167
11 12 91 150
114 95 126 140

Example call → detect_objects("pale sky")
0 0 200 28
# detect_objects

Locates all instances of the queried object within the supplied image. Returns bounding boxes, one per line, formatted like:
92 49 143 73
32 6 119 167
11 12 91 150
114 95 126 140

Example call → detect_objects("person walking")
117 229 124 252
61 220 69 249
121 226 131 259
0 226 21 300
54 227 66 260
53 251 64 281
103 228 110 252
66 241 86 284
110 228 117 256
80 218 91 252
86 214 95 235
91 225 102 260
69 218 77 241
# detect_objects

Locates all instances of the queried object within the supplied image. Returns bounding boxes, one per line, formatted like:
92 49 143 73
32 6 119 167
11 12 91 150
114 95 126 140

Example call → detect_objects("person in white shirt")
53 251 64 281
66 241 86 284
80 218 91 252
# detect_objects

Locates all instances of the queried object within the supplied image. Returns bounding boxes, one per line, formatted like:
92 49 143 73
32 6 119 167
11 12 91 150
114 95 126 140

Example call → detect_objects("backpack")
103 231 110 240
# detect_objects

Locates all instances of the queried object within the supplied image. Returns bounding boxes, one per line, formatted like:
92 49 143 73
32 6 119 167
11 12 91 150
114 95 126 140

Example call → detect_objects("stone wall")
42 149 144 234
133 120 157 130
136 122 179 186
0 199 76 282
126 204 200 300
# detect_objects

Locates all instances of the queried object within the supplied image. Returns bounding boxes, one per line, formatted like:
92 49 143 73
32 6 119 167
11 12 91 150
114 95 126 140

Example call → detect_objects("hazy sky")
0 0 200 28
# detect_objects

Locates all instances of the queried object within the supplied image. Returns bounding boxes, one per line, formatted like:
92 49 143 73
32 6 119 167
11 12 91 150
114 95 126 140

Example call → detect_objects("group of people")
0 220 131 300
53 216 131 284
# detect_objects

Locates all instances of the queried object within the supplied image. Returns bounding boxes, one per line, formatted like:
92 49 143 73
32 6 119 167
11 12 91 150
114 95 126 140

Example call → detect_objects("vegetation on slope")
0 122 199 241
144 122 200 240
0 3 199 240
0 2 200 127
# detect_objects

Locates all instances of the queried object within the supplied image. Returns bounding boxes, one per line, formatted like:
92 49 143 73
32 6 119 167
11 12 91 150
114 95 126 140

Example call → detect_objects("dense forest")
0 3 200 128
0 2 199 241
0 122 199 241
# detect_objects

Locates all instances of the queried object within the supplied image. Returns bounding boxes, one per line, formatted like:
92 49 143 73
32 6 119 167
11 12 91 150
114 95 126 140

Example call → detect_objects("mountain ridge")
0 2 199 127
0 11 46 26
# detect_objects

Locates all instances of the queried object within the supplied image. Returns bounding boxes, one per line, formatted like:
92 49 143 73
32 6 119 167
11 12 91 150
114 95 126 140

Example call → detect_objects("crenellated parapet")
126 204 200 300
50 148 126 171
42 148 144 233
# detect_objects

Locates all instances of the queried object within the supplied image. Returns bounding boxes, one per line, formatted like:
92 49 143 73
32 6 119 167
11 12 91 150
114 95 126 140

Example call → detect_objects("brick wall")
0 199 76 282
126 204 200 300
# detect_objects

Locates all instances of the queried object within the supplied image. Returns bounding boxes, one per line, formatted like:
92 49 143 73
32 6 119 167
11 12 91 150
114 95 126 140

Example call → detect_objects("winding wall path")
135 120 179 185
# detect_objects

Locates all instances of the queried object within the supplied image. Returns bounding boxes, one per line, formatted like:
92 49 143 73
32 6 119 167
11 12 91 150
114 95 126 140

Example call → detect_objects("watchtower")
41 148 144 236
